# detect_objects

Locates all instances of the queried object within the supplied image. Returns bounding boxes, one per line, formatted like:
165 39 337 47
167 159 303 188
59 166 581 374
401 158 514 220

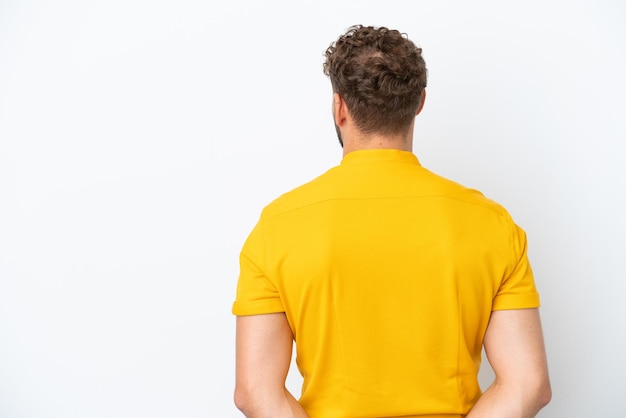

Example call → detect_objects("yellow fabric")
232 149 540 417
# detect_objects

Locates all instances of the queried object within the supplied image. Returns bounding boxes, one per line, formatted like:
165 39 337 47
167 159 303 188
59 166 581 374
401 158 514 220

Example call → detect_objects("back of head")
323 25 428 136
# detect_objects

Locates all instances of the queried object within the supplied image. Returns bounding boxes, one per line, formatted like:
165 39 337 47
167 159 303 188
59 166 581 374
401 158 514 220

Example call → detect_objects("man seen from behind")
232 24 552 418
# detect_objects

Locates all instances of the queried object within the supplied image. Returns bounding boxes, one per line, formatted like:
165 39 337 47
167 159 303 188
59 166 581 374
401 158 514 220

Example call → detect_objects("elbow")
234 383 287 416
536 379 552 409
523 374 552 412
234 384 255 415
495 374 552 413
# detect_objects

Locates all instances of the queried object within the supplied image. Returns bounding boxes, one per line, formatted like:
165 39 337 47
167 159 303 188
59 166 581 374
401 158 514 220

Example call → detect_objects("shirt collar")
340 149 421 167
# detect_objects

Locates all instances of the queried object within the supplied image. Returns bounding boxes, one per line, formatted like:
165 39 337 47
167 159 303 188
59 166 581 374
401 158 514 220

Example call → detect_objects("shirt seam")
264 194 506 221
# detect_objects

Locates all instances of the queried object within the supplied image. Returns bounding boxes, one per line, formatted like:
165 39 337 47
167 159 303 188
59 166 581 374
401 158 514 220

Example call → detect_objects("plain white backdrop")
1 0 625 417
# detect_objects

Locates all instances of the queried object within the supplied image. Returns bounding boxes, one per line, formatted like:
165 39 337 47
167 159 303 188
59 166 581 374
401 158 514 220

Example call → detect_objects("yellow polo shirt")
232 149 540 418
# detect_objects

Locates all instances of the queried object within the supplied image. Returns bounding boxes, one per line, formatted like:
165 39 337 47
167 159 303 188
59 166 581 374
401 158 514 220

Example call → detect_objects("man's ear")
333 93 348 126
416 89 427 115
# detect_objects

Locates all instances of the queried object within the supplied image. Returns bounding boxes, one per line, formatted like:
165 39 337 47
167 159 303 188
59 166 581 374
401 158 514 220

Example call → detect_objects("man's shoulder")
260 166 341 219
409 166 510 217
259 163 511 222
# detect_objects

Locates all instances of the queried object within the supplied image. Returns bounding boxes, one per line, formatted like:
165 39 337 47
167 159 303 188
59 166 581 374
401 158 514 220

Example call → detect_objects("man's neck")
342 132 413 157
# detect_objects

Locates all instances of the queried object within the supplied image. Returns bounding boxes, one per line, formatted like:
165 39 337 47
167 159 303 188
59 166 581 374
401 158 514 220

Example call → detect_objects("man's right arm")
467 308 552 418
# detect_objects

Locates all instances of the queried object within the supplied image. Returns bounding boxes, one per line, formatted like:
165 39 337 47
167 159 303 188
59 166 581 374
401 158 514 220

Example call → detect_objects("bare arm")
234 313 309 418
467 308 551 418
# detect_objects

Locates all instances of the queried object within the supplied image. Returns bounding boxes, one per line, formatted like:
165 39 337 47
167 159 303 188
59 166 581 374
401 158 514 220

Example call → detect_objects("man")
232 25 551 418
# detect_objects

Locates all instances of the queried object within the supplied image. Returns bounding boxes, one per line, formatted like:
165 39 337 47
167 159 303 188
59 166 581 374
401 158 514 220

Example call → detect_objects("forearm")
284 388 310 418
236 387 310 418
466 381 550 418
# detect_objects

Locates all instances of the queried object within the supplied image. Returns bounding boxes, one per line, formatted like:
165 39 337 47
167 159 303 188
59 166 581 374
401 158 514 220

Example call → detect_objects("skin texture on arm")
234 313 310 418
467 308 552 418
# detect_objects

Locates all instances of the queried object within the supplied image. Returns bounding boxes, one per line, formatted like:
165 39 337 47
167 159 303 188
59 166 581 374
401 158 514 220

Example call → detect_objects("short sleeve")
492 221 541 310
231 216 285 316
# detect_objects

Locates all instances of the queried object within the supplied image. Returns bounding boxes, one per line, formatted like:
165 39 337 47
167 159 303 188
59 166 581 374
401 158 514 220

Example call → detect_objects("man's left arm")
234 313 309 418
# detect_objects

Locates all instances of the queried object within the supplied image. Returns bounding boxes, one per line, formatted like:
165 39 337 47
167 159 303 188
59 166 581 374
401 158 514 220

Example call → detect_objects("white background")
1 0 625 417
